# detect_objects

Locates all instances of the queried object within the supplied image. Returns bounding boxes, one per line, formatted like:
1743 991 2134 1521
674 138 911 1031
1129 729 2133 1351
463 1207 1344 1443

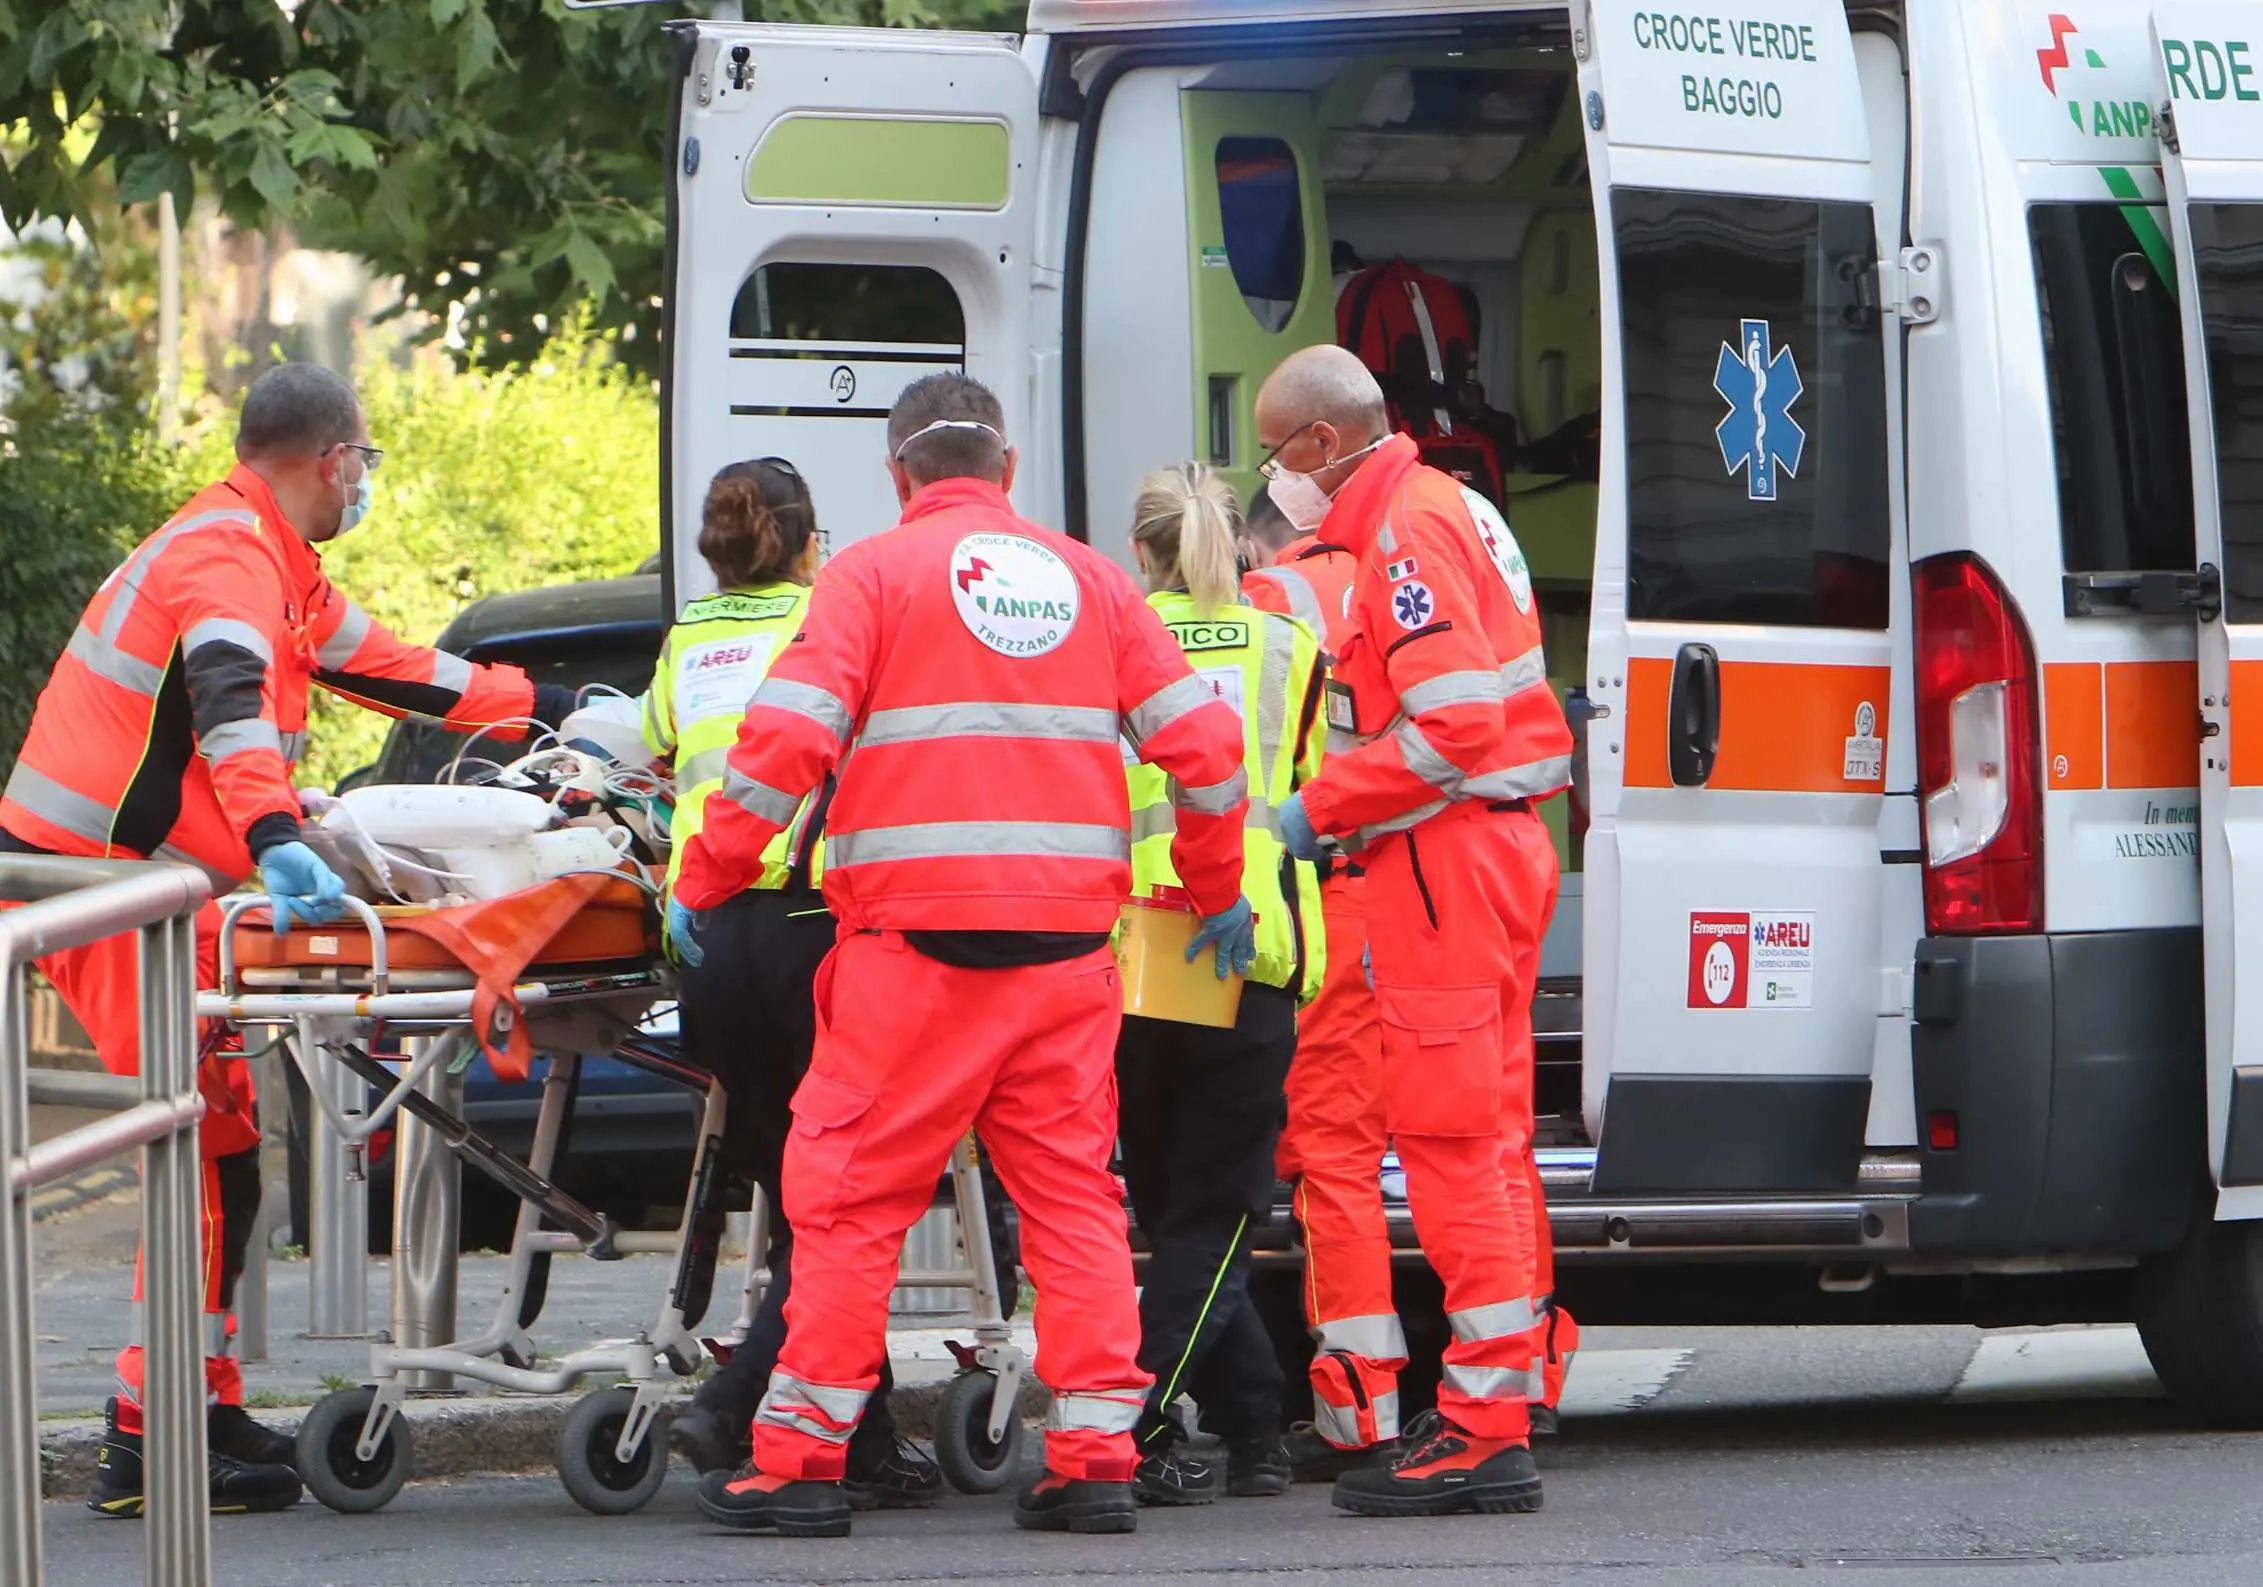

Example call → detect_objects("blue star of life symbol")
1713 317 1806 503
1392 581 1433 628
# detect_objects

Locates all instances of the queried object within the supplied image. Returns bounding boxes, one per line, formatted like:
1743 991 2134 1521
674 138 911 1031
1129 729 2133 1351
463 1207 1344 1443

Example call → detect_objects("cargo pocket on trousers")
785 1069 878 1231
1377 983 1502 1137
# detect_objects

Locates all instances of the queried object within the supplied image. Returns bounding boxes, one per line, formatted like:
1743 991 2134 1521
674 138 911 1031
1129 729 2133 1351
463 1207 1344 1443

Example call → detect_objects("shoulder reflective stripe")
1441 1362 1528 1403
99 511 261 643
678 747 731 792
199 719 283 765
1313 1313 1410 1361
183 617 273 662
857 701 1119 749
315 600 374 670
428 650 474 695
1124 672 1215 747
1449 1297 1542 1342
1503 644 1549 696
1399 669 1506 717
3 763 115 845
721 767 802 826
826 820 1129 868
66 625 165 696
754 677 854 742
1393 720 1465 795
1249 567 1325 634
1168 763 1249 816
1044 1388 1145 1434
278 730 306 764
1461 754 1573 801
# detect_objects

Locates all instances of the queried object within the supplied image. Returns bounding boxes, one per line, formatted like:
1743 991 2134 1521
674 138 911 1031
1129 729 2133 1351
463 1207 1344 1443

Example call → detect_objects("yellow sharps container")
1114 888 1244 1029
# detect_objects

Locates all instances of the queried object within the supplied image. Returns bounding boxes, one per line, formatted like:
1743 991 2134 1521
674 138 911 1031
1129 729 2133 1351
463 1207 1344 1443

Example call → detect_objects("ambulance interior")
1080 36 1601 1131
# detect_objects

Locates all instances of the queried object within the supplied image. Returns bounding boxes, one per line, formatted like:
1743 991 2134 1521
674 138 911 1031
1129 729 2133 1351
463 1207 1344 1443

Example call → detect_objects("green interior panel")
745 116 1010 209
1518 207 1602 433
1502 475 1598 588
1181 90 1338 511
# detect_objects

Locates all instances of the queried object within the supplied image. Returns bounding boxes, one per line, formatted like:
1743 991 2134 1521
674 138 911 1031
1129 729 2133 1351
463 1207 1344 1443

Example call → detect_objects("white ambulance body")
662 0 2263 1416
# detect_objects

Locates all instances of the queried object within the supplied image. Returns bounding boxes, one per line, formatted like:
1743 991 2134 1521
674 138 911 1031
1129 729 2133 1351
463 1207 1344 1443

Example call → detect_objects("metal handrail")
2 855 215 1587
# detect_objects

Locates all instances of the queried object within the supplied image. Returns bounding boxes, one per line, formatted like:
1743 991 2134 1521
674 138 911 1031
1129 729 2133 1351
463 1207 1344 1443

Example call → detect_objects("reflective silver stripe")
1449 1297 1543 1343
1377 524 1399 555
1524 1363 1552 1402
199 719 283 765
1503 644 1549 696
1461 754 1574 801
858 700 1119 748
1311 1398 1365 1448
754 677 854 742
1314 1313 1409 1361
1324 727 1363 759
827 820 1129 869
100 510 259 643
643 674 671 753
66 624 165 696
1442 1362 1530 1402
1371 1388 1402 1440
429 650 473 695
1352 797 1450 852
679 747 730 792
1044 1389 1145 1435
1124 673 1216 748
183 618 273 661
1393 720 1466 795
316 599 374 670
3 762 115 844
1128 796 1276 846
722 767 801 825
1400 669 1506 716
202 1313 233 1359
153 844 238 895
1248 566 1324 635
1169 763 1248 816
278 730 306 764
753 1372 869 1445
1256 613 1298 780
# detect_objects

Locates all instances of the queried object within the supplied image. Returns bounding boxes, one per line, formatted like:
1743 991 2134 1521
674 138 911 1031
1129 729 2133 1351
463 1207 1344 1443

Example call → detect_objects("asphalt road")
38 1321 2263 1587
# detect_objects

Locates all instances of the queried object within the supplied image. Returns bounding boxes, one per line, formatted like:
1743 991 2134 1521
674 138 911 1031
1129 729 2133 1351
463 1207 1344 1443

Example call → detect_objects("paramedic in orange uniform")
1256 346 1572 1518
670 373 1251 1539
0 363 576 1518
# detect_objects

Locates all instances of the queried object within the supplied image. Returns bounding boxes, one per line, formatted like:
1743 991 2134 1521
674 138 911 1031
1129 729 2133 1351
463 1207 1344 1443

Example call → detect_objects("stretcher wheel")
557 1387 670 1515
298 1387 413 1514
933 1370 1024 1495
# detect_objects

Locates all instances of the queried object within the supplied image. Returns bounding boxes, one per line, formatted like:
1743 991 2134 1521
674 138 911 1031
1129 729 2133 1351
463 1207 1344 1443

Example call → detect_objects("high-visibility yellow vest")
643 583 824 898
1126 591 1326 1002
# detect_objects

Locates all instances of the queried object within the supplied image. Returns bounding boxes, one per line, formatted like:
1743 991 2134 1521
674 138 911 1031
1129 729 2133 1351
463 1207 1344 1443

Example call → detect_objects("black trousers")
1116 983 1297 1446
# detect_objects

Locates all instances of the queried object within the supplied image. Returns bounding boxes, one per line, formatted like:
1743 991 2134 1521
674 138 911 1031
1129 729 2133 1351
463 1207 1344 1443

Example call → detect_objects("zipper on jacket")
1404 831 1440 930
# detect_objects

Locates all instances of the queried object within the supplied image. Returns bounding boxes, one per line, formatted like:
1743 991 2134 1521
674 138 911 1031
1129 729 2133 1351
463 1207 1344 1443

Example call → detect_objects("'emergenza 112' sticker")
1686 910 1814 1009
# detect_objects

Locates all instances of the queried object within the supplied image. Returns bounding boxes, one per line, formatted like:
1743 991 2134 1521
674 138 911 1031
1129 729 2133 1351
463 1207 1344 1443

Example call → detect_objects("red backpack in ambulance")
1335 257 1512 504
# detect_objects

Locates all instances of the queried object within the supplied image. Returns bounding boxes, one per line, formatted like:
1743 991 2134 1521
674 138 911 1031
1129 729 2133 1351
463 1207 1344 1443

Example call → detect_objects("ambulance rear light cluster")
1912 554 2043 936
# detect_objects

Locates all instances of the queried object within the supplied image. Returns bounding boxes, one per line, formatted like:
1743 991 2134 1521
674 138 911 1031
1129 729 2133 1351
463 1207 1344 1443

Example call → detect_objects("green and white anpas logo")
950 533 1080 657
1463 487 1535 615
2037 14 2156 141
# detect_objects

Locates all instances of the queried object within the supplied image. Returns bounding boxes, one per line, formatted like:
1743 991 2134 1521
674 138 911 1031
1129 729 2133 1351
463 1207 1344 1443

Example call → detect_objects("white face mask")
1268 468 1334 534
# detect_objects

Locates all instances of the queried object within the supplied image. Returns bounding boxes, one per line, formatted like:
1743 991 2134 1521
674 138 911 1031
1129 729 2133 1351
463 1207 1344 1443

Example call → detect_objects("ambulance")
655 0 2263 1420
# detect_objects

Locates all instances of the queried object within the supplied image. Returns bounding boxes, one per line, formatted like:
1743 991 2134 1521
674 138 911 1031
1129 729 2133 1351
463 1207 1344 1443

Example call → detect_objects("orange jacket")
1243 536 1361 661
1 465 539 887
675 477 1247 928
1296 436 1572 856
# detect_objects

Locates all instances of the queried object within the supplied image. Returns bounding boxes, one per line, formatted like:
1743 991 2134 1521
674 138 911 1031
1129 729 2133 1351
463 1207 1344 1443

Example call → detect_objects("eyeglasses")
332 443 384 475
1254 421 1318 482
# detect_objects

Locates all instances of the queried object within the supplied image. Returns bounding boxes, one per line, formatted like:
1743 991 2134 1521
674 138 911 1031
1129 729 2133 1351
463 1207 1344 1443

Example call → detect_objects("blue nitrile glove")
664 895 707 970
1188 896 1257 981
1278 791 1325 862
1363 942 1373 991
257 841 348 933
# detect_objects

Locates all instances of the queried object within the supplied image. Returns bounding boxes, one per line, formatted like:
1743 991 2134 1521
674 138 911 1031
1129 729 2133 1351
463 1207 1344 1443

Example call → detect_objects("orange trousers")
753 931 1150 1482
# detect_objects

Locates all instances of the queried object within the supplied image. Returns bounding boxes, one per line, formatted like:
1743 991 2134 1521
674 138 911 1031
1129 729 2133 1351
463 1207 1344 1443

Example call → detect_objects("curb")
29 1165 136 1224
39 1375 1051 1499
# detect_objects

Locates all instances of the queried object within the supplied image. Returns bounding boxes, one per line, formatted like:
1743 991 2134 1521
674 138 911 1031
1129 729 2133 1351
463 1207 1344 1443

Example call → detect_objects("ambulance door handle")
1667 642 1721 788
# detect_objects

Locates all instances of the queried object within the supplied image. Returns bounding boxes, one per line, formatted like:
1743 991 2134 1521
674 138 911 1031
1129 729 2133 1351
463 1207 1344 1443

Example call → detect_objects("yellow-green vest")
643 584 824 898
1126 591 1326 1002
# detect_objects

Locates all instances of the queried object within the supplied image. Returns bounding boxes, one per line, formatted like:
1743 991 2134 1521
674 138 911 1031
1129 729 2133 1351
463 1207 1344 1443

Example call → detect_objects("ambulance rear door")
1575 1 1902 1195
2152 5 2263 1219
664 22 1039 609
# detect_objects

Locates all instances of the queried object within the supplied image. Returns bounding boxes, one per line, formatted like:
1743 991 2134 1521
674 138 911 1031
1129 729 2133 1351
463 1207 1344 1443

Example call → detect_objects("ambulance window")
2029 205 2194 576
1613 190 1890 628
731 263 965 345
2191 203 2263 621
1215 138 1305 333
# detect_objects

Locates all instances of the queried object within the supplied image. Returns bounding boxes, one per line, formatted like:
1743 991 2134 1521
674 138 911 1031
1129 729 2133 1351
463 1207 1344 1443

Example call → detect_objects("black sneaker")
668 1401 750 1476
1331 1409 1542 1518
209 1403 297 1469
1013 1472 1137 1534
843 1434 943 1511
88 1397 302 1519
695 1464 852 1537
1284 1421 1395 1483
1132 1443 1218 1506
1225 1430 1291 1498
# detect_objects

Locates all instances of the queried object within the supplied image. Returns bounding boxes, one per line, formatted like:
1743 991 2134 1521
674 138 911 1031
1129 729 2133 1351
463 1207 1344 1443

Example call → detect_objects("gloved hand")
1187 895 1257 981
1363 942 1373 991
257 841 348 934
1278 791 1326 862
532 682 584 733
664 895 707 970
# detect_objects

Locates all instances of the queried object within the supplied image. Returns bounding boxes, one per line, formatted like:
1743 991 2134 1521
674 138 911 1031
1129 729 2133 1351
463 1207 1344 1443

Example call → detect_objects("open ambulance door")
664 22 1039 609
1574 1 1901 1194
2152 5 2263 1220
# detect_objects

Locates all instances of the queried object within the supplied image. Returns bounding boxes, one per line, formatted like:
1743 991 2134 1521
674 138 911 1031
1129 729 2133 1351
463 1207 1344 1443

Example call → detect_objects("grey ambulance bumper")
1908 928 2202 1257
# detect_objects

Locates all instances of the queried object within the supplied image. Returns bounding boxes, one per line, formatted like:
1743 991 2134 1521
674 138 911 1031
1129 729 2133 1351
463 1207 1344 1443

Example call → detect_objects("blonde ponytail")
1131 461 1244 614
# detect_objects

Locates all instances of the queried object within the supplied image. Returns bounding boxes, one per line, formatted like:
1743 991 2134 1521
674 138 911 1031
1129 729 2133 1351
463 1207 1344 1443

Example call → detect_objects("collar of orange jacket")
1316 433 1422 556
218 462 321 578
899 475 1016 525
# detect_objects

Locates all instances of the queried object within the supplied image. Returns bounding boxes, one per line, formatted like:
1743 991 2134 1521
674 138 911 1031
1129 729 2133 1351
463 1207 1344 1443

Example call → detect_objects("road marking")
1560 1347 1692 1415
1948 1326 2163 1402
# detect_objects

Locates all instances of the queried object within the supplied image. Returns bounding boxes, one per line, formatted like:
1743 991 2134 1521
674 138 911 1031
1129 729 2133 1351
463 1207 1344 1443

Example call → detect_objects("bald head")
1255 345 1389 450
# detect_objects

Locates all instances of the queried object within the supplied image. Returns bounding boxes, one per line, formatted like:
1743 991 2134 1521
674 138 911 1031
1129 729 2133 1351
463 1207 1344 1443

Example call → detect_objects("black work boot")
1225 1426 1292 1498
695 1464 852 1537
209 1403 298 1469
1132 1438 1219 1506
670 1351 764 1475
89 1398 303 1518
1013 1472 1138 1533
842 1433 943 1510
1331 1409 1542 1518
1284 1421 1396 1483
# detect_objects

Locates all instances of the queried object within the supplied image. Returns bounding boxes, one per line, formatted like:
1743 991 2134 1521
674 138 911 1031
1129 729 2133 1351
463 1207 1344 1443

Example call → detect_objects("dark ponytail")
697 457 818 589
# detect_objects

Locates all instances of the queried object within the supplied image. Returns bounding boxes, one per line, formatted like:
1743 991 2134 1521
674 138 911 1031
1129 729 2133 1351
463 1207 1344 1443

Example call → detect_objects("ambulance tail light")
1913 553 2043 935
